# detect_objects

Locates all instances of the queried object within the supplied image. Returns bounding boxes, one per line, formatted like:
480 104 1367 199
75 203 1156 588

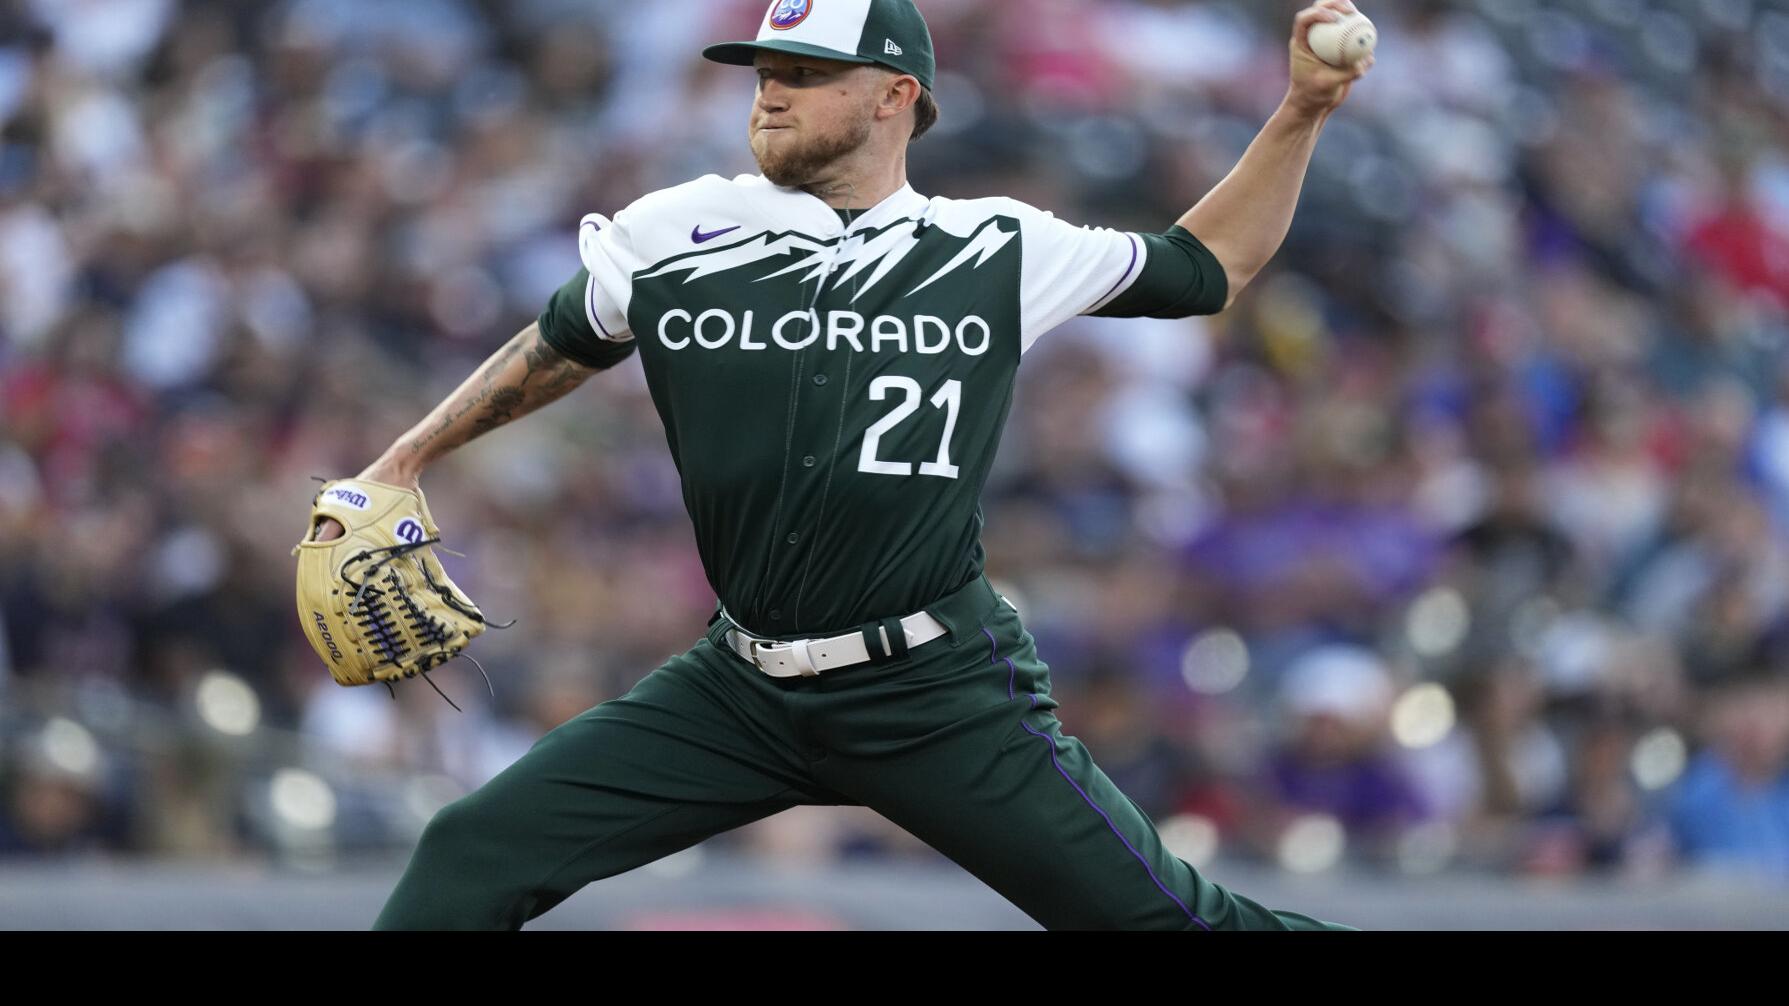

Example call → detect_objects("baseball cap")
703 0 936 93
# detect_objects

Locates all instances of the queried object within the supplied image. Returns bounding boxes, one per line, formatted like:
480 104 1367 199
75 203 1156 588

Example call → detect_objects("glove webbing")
342 535 505 712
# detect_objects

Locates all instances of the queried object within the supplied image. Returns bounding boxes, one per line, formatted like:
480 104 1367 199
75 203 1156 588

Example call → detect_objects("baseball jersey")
538 173 1225 636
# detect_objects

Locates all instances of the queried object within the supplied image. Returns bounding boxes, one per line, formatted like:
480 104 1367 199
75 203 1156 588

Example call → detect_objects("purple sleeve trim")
1090 232 1141 312
583 272 617 341
580 219 621 341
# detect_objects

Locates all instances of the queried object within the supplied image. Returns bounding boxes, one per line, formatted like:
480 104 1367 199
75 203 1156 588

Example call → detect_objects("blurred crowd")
3 0 1788 891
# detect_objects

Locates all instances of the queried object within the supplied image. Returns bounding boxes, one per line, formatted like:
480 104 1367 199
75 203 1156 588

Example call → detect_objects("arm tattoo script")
407 326 592 458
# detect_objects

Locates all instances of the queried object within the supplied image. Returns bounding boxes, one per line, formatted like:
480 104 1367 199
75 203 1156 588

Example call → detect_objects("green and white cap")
703 0 936 93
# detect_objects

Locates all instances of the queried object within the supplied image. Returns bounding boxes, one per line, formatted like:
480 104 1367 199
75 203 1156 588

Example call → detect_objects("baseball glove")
292 477 505 708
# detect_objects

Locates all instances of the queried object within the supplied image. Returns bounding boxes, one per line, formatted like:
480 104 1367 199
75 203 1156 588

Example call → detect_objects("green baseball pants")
372 573 1354 930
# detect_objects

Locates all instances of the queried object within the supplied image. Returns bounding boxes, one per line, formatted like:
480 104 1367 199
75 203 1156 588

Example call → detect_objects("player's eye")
756 66 822 87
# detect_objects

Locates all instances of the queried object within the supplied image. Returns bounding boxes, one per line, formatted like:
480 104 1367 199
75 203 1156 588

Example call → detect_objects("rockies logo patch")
769 0 811 30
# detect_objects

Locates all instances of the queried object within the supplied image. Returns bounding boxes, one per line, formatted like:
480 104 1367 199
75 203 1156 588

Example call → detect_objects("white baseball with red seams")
1307 10 1377 68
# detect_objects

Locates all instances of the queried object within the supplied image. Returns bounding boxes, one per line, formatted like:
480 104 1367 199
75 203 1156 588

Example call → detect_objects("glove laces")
342 535 508 712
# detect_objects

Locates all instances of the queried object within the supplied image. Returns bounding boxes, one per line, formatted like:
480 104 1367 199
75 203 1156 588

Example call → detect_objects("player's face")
749 52 879 187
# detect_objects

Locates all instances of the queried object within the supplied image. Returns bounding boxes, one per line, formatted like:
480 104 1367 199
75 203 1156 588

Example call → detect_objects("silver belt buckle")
748 635 820 676
745 636 775 669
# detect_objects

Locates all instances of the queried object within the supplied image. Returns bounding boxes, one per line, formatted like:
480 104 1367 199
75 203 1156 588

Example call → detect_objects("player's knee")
411 792 509 871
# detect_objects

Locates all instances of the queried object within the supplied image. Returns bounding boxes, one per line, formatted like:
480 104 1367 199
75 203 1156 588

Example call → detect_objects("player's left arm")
1175 0 1374 311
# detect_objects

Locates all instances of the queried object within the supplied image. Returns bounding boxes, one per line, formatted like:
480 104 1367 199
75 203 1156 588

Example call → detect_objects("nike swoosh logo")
691 224 741 244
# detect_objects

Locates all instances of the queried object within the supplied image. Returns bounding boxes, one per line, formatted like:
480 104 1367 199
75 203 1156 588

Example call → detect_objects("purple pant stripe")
987 625 1212 930
1017 714 1212 931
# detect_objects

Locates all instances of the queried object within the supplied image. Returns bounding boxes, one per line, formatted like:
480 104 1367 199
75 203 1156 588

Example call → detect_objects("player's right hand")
1286 0 1374 118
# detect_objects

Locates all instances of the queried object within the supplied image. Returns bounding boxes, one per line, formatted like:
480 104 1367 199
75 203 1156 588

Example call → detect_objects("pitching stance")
296 0 1375 930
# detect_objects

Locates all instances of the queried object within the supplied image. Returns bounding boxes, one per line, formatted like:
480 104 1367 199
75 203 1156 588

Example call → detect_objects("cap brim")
702 39 880 68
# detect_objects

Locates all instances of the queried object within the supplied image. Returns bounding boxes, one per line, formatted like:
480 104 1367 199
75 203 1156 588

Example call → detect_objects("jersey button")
769 609 782 621
802 455 816 468
786 532 800 544
812 374 828 386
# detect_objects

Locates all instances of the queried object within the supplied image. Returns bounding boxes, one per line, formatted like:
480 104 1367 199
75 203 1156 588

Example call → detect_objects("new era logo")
884 38 903 55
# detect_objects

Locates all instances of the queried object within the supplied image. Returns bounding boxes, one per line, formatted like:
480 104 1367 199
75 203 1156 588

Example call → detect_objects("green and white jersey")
539 172 1225 637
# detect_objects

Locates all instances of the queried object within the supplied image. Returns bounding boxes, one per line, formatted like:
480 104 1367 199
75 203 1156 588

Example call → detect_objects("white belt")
723 606 948 677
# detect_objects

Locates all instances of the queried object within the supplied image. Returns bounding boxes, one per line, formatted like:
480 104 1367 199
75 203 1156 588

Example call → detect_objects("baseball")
1307 11 1377 68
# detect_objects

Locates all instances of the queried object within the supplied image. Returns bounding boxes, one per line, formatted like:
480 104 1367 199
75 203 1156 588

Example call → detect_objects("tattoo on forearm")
405 328 589 457
520 334 588 397
472 387 526 437
522 340 557 382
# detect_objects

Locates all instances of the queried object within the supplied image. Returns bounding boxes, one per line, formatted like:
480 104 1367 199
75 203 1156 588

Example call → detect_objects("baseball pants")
372 573 1354 930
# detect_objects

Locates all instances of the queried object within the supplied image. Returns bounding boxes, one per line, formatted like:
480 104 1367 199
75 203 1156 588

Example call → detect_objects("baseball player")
342 0 1373 929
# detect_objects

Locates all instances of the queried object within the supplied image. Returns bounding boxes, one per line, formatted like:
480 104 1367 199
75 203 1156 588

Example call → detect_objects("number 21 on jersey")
858 376 961 479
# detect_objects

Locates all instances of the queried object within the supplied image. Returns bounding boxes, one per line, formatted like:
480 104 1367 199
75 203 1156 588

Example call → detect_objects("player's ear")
876 70 920 121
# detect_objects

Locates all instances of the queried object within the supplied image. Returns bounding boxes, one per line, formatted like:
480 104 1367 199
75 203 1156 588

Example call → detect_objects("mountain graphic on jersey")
625 215 1024 360
643 217 1014 302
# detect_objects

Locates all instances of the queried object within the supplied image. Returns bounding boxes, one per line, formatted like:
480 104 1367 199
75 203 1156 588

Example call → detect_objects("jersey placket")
759 230 849 632
788 219 890 629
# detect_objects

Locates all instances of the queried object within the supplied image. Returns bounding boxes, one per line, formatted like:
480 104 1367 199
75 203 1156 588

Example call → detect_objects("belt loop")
712 603 738 651
791 638 819 677
860 622 888 662
880 616 909 660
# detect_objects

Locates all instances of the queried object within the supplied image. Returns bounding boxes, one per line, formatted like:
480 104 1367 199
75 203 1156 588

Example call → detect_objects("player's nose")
755 79 792 112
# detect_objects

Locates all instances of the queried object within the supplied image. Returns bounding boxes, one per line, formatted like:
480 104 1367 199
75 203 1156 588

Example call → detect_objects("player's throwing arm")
1175 1 1375 306
318 321 600 516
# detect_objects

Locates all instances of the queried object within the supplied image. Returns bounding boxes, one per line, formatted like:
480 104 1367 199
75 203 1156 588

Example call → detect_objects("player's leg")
988 696 1353 929
373 633 831 930
809 592 1355 931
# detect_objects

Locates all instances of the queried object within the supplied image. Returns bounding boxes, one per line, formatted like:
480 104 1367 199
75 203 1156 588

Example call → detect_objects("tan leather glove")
292 478 495 696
